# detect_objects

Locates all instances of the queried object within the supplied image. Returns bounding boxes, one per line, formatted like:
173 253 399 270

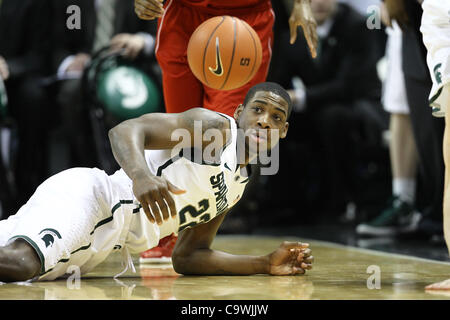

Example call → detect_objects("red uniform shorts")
155 0 275 117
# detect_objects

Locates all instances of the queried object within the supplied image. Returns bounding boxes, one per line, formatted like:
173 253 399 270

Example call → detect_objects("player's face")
234 90 289 154
311 0 337 25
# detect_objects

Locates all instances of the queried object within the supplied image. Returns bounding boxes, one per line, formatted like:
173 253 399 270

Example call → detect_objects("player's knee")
15 254 41 282
0 239 41 282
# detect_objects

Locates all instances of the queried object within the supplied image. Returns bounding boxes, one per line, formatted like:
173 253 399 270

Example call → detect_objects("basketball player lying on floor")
0 82 313 282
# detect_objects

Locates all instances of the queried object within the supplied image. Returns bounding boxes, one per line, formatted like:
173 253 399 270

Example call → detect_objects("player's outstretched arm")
172 212 313 276
109 108 229 178
108 108 229 225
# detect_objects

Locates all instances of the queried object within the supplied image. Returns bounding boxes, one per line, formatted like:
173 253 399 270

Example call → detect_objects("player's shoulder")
182 108 233 132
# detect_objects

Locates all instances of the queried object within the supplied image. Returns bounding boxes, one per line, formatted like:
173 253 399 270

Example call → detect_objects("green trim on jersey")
40 243 92 276
89 199 134 235
429 86 443 105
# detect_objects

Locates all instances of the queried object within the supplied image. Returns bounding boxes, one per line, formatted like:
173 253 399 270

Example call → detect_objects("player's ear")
234 104 244 121
280 122 289 139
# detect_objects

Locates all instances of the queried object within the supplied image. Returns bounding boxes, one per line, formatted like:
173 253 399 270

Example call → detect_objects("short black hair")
243 82 292 119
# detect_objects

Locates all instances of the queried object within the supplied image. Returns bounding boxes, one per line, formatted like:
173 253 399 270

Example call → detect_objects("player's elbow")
172 253 191 275
172 246 202 275
172 246 214 275
108 122 124 142
108 119 133 143
108 127 118 144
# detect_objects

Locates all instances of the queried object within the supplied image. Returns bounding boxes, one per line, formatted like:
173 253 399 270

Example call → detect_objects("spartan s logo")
434 63 443 84
209 37 223 76
39 228 62 248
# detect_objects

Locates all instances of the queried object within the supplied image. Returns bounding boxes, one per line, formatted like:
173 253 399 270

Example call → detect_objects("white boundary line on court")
301 237 450 266
215 234 450 267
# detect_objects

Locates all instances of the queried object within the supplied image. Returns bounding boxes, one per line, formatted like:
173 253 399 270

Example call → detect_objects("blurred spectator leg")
405 76 445 235
6 76 49 211
56 79 97 169
315 100 387 218
389 113 418 205
314 104 358 215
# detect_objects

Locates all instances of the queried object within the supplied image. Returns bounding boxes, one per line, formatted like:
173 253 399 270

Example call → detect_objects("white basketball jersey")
118 113 250 239
0 115 250 279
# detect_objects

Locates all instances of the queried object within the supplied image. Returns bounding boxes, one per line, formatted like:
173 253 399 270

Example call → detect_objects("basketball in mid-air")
187 16 262 91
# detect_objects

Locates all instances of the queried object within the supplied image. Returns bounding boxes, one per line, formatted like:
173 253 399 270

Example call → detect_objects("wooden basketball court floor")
0 235 449 300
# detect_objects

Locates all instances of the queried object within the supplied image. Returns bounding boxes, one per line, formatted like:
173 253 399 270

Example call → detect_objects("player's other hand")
135 0 164 20
289 0 318 58
109 33 145 60
267 241 313 276
133 174 186 225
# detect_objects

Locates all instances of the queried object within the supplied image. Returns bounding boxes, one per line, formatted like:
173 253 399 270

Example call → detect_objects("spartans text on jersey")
210 172 229 215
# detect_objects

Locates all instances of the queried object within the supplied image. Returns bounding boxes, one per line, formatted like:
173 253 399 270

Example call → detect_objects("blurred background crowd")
0 0 445 249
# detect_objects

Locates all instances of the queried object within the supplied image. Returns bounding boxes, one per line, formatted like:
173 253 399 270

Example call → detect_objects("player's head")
242 82 292 119
234 82 290 153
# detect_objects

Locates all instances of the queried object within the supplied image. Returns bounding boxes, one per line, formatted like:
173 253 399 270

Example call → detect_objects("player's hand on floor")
289 0 318 58
132 175 185 225
267 241 314 276
135 0 164 20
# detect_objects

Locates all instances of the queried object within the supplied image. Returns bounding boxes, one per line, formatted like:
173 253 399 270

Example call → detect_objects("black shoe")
356 196 421 236
417 217 444 238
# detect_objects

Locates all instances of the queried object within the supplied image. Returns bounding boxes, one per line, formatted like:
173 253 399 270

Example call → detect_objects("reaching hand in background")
289 0 318 58
135 0 164 20
110 33 146 60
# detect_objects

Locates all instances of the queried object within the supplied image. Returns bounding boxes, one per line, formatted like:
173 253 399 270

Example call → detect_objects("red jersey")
157 0 275 116
178 0 272 14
